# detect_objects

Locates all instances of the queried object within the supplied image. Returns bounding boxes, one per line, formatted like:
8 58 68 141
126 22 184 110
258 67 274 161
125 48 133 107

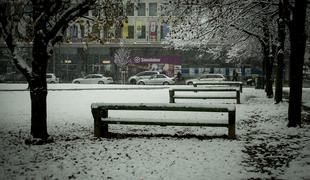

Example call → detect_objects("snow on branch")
47 0 96 44
0 0 32 79
114 47 131 69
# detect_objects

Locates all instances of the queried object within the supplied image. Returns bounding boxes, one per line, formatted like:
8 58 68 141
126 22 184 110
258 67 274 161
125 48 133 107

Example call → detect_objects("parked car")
185 73 226 85
137 74 175 85
128 71 160 84
46 73 59 83
72 74 113 84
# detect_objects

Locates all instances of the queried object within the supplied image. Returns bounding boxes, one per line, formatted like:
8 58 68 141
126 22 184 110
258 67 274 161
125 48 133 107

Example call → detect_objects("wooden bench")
169 87 240 104
193 81 243 92
91 103 236 139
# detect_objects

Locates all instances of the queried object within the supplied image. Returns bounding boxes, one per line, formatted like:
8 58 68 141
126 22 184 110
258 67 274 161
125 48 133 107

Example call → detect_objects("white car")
137 74 175 85
72 74 113 84
128 71 160 84
46 73 59 83
185 73 226 85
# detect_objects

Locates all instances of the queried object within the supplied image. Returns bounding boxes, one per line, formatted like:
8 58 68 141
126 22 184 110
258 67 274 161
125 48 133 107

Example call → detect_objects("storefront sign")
131 56 181 65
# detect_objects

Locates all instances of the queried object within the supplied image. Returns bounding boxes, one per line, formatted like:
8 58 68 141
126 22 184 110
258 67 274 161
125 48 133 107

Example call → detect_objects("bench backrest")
91 103 235 112
169 88 238 92
193 81 242 85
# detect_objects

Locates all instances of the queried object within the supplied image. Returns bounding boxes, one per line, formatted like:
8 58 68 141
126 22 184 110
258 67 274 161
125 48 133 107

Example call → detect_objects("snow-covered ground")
0 84 309 180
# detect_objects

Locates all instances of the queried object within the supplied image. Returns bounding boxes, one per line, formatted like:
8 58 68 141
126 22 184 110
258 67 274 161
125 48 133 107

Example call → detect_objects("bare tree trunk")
288 0 307 127
275 0 287 104
29 1 49 139
262 19 274 98
30 85 48 139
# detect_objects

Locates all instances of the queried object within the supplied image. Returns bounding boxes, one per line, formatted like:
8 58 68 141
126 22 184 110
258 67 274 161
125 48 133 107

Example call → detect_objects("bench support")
236 91 240 104
228 111 236 139
169 90 175 103
92 108 109 137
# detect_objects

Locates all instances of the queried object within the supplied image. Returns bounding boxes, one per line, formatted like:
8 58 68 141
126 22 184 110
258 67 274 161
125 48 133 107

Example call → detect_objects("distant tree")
114 47 131 84
163 0 278 98
0 0 124 143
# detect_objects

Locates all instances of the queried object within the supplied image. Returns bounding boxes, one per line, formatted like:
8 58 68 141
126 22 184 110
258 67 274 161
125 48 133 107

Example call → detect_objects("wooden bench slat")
103 118 229 127
173 96 237 99
92 103 235 112
169 88 238 92
192 81 243 92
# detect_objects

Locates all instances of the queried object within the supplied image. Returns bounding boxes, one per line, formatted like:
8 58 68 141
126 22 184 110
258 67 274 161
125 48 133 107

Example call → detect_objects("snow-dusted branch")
47 0 96 45
0 0 32 80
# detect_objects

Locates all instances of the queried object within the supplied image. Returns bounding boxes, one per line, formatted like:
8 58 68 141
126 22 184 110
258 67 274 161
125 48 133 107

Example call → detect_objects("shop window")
126 3 134 16
137 3 146 16
149 3 157 16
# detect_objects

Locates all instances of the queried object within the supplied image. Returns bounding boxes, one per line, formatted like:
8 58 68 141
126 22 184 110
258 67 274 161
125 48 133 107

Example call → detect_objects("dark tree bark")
288 0 307 127
275 0 288 104
262 19 274 98
28 1 49 139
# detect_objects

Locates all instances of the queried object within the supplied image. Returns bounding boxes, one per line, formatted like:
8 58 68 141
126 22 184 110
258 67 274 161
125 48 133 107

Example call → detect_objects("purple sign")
130 56 181 65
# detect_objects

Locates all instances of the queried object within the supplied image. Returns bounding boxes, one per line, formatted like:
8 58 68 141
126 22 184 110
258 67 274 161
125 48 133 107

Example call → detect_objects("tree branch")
230 24 265 45
47 0 96 45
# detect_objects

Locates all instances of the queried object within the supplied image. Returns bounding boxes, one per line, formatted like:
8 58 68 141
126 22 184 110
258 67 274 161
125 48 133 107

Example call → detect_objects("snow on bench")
91 103 236 139
169 87 241 104
193 81 243 92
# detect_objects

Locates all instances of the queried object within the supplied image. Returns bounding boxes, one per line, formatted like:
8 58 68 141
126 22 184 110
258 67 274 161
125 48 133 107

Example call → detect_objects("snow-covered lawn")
0 84 309 180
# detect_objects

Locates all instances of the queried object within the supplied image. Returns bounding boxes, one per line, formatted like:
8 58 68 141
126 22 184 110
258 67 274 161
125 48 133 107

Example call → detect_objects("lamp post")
64 59 71 82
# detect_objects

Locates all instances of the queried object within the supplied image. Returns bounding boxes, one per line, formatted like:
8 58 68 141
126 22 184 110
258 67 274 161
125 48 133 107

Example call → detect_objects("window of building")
149 3 157 16
137 3 146 16
137 26 146 39
160 23 170 40
127 25 134 39
126 3 134 16
71 25 78 38
80 25 85 37
115 25 122 39
92 24 100 39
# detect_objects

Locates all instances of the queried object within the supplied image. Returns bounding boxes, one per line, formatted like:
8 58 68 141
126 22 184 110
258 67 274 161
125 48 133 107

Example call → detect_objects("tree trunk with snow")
275 0 287 104
262 19 274 98
28 2 49 138
288 0 307 127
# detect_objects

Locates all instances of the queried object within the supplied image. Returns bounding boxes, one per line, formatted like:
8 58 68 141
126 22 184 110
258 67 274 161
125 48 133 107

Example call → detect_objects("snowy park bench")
91 103 236 139
169 87 241 104
193 81 243 93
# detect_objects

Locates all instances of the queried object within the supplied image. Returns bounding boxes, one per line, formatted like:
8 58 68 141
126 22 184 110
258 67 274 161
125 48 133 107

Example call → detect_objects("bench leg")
240 84 243 93
169 90 175 103
92 108 109 137
228 111 236 139
236 91 240 104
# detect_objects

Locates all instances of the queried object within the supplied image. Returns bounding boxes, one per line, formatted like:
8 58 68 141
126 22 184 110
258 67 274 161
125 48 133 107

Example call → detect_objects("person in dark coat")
232 69 238 81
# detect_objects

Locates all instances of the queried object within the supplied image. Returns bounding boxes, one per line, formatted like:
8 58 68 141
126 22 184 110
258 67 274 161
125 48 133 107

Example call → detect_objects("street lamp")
64 59 72 82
